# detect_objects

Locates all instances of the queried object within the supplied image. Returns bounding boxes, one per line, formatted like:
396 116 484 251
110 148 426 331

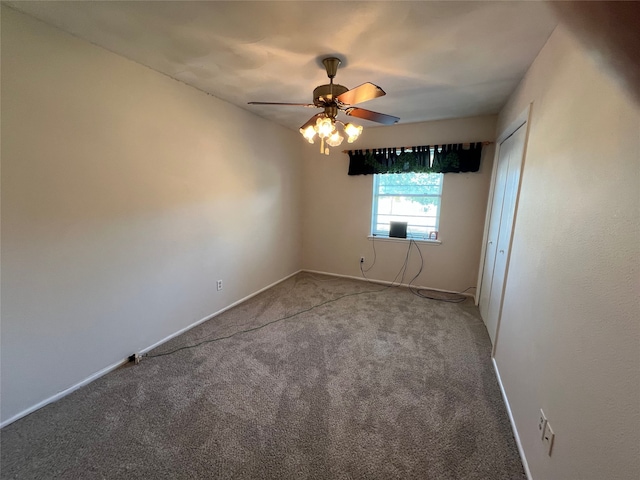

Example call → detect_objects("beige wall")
301 116 496 293
1 7 302 424
493 26 640 479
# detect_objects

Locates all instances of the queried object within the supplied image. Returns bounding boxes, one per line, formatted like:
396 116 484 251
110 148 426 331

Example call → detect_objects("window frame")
370 172 444 241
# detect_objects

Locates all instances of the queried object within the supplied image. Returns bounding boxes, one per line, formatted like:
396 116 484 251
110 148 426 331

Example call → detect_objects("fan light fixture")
300 117 362 155
249 56 399 156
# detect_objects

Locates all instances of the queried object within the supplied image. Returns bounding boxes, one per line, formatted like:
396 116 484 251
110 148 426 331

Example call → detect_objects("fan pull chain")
320 137 329 155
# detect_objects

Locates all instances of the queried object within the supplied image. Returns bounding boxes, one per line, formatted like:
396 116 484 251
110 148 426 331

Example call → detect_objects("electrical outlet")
542 421 555 456
538 409 547 440
360 256 365 264
217 280 223 291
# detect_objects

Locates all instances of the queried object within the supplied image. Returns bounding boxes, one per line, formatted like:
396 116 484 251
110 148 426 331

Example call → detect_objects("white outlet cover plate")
542 421 555 456
538 409 547 440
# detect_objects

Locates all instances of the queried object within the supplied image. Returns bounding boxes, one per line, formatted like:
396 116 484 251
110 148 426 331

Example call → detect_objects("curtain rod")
341 141 494 154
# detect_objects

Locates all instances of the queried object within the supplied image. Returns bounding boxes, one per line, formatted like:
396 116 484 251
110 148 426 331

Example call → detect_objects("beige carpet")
0 272 525 479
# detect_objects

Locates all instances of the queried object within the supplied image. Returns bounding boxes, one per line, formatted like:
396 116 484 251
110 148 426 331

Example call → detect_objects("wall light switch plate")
542 421 555 456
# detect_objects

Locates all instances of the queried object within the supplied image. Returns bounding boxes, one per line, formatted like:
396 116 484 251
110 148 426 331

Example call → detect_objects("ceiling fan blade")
336 83 386 106
248 102 316 107
300 113 323 130
344 107 399 125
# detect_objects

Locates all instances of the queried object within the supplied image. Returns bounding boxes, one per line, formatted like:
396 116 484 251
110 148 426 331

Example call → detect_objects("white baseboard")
492 357 532 480
0 357 129 429
0 270 302 429
302 269 475 297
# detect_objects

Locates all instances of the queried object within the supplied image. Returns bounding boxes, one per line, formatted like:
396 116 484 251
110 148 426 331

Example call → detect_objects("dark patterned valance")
347 143 483 175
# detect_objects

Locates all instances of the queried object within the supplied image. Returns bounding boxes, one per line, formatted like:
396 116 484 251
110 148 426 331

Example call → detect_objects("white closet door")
479 139 510 322
480 123 527 344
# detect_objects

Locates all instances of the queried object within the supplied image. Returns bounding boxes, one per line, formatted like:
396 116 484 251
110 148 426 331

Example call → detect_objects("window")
371 172 443 240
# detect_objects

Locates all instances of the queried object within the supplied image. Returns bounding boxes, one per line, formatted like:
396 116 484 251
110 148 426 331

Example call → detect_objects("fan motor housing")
313 84 348 106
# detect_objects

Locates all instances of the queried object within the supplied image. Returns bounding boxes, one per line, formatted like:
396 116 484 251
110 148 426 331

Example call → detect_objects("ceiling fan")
248 57 400 154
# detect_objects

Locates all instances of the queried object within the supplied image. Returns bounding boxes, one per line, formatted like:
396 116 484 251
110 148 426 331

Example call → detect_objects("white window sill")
368 235 442 245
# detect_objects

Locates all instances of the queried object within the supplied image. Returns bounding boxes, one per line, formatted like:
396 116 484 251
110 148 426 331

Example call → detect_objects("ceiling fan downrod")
322 57 341 79
324 57 340 107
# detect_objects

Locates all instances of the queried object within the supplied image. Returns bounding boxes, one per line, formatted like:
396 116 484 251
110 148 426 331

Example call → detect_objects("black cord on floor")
145 283 391 360
402 239 476 303
409 240 475 302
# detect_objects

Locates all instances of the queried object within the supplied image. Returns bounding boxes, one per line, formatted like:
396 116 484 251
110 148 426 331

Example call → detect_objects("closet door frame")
476 104 532 354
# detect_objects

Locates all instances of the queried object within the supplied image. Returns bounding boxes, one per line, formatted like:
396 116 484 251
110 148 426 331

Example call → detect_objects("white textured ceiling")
6 1 558 130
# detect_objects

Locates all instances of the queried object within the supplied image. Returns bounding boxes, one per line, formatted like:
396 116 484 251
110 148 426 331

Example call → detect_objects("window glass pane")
372 172 443 239
376 197 394 215
376 197 440 217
